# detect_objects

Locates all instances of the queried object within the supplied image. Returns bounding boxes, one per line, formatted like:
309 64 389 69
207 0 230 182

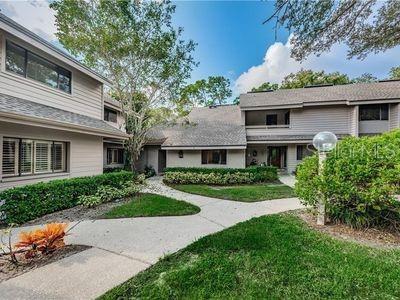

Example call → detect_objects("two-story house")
0 13 128 190
141 80 400 174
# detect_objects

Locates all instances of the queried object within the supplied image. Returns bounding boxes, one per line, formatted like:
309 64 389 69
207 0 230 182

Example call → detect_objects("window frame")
359 104 389 121
107 148 124 165
201 150 227 165
2 137 68 178
5 40 72 94
296 145 315 161
104 107 118 123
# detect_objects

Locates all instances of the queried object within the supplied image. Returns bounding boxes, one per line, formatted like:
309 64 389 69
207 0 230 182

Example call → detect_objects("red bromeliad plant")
14 223 69 258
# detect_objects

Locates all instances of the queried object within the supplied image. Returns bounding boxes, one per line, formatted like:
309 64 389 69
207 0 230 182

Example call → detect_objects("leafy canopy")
389 66 400 79
266 0 400 60
50 0 197 168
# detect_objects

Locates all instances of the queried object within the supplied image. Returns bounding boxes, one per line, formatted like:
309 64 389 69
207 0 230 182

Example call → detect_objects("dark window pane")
285 111 290 125
107 149 112 164
27 52 58 88
296 145 303 160
201 151 207 164
58 72 71 93
220 150 227 164
51 142 65 172
6 41 26 76
2 138 18 176
104 108 118 123
266 114 278 125
211 151 220 164
360 105 381 120
381 104 389 120
117 149 124 164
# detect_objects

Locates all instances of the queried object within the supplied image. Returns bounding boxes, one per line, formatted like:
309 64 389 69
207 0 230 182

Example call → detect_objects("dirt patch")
0 244 90 282
22 198 132 226
296 210 400 249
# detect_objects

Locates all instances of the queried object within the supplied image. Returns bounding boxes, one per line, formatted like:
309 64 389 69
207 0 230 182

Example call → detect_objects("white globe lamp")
313 131 337 225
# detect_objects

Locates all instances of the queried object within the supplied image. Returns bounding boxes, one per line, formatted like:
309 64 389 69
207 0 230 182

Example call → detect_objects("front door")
158 150 166 174
268 146 287 169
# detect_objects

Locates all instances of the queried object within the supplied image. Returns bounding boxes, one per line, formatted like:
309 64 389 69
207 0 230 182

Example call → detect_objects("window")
5 41 72 93
359 104 389 121
201 150 227 165
104 107 118 123
284 111 290 125
107 148 124 165
296 145 315 161
266 114 278 126
2 138 67 177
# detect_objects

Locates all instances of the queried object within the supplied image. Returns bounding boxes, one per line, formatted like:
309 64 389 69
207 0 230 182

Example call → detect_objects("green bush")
78 195 103 208
0 171 136 225
295 130 400 229
164 172 255 185
96 186 124 202
164 166 277 183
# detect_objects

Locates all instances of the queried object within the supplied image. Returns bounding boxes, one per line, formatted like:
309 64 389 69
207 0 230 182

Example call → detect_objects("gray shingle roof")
147 105 247 148
240 80 400 108
0 93 127 137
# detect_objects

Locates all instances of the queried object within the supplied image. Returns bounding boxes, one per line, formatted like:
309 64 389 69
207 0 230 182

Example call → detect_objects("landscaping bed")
0 244 90 282
168 183 295 202
100 213 400 299
103 193 200 218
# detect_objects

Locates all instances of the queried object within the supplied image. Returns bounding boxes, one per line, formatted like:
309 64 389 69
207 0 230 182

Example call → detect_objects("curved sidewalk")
0 178 303 300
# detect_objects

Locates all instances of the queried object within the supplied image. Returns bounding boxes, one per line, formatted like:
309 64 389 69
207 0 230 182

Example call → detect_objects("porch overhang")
161 145 247 150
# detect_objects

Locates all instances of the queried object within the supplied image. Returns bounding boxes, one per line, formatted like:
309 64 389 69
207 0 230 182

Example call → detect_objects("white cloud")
0 0 57 41
234 35 400 94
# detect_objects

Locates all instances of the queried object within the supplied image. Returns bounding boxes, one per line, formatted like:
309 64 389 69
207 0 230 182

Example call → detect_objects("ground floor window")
296 145 315 160
107 148 124 165
2 137 67 177
201 150 227 165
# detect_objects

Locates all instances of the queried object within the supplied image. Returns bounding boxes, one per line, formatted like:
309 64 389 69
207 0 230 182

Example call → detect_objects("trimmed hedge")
295 130 400 230
0 171 136 225
164 166 277 185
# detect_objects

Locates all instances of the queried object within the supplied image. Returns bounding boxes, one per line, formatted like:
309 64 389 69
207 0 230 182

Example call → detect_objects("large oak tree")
50 0 197 170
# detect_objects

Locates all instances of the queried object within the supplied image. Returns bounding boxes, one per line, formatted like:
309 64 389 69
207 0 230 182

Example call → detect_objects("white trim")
162 145 246 150
1 172 70 183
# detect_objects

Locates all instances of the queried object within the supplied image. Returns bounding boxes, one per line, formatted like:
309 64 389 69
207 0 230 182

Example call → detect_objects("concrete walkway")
0 178 303 300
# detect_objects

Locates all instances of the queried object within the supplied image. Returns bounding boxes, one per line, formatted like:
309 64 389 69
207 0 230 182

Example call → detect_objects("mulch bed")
0 244 90 282
22 198 132 226
296 210 400 248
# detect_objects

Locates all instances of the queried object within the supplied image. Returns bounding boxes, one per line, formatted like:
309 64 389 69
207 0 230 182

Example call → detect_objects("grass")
100 213 400 299
169 183 295 202
103 193 200 218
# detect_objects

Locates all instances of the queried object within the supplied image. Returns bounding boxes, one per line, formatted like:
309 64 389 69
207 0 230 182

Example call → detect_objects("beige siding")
166 149 246 169
390 103 399 130
359 120 389 134
0 121 103 190
349 105 359 137
0 30 103 119
246 106 351 137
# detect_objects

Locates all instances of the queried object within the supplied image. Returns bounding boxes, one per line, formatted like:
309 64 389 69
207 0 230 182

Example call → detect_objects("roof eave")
0 112 129 139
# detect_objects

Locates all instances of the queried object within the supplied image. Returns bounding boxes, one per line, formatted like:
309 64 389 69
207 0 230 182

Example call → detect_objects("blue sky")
1 1 399 99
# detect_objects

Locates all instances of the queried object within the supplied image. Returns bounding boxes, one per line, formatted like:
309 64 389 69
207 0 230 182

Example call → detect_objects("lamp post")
312 131 338 225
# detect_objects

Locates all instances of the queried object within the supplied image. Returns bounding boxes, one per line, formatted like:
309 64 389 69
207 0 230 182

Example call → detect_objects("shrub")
165 172 255 185
144 165 156 178
121 181 142 197
164 166 277 183
78 195 103 208
96 186 124 202
0 171 136 225
295 130 400 230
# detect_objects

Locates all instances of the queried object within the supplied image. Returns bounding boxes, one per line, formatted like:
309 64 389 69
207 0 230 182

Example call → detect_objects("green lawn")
100 213 400 299
169 183 295 202
103 193 200 218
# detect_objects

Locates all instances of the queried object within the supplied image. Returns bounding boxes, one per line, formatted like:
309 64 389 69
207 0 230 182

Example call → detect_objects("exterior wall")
359 120 389 135
389 103 399 130
349 105 359 137
136 145 161 173
166 149 246 169
246 106 351 137
0 121 103 190
0 30 103 119
246 145 267 166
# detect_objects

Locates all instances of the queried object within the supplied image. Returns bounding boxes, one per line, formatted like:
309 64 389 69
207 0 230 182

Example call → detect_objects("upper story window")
266 114 278 125
359 104 389 121
104 107 118 123
201 150 227 165
5 41 72 93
